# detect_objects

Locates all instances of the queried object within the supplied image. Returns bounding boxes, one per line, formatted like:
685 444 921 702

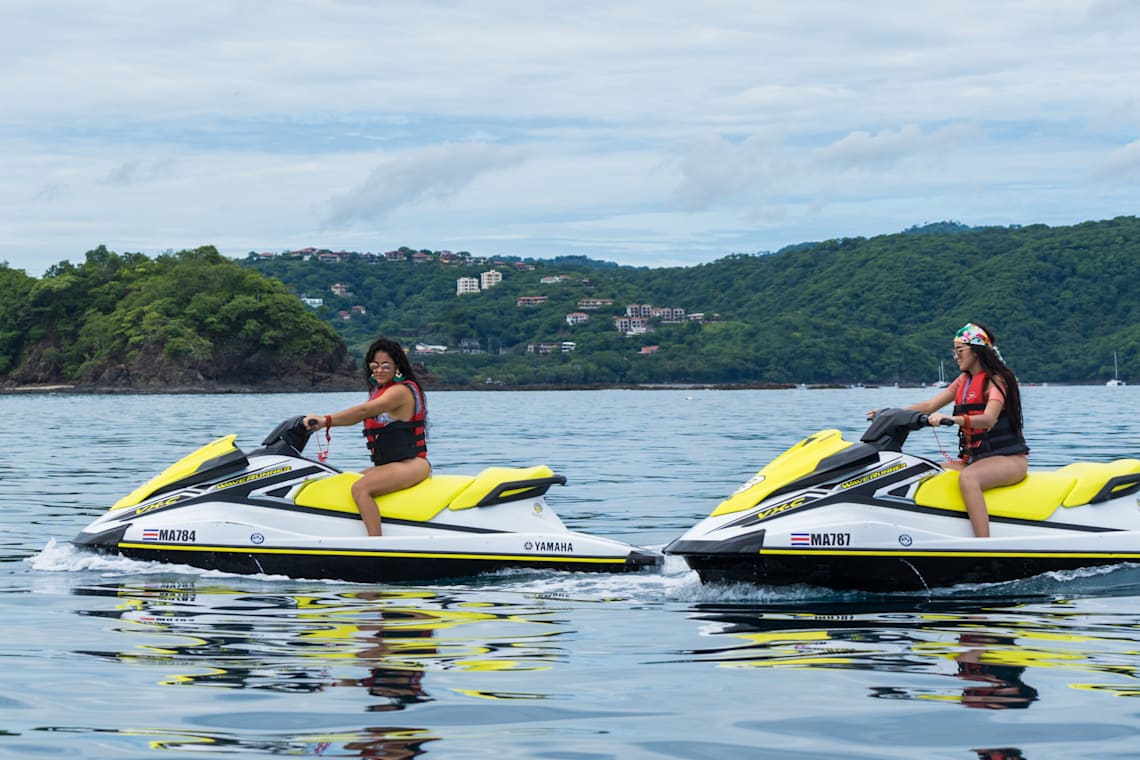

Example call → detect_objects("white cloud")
323 143 530 226
1 0 1138 274
1089 139 1140 184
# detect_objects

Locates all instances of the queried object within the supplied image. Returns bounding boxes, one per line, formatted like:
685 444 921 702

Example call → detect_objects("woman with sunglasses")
874 322 1028 537
304 337 429 535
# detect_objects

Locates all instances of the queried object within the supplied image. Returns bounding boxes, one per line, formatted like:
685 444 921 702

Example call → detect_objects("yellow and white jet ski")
665 408 1140 591
74 417 660 582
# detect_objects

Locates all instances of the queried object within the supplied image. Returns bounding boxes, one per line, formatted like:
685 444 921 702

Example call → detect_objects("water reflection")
971 750 1027 760
679 597 1140 712
56 579 573 756
870 631 1039 709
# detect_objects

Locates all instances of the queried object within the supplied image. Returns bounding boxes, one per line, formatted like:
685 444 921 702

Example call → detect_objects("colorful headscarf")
955 323 1003 361
955 323 992 347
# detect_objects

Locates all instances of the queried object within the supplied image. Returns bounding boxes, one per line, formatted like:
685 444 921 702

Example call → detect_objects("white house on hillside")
481 270 503 289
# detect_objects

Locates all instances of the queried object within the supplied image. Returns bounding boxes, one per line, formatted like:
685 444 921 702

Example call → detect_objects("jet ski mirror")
860 407 932 452
258 416 313 456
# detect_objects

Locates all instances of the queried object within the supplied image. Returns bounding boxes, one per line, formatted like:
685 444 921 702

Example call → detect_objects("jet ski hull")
666 409 1140 592
674 543 1140 592
73 417 660 583
77 526 658 583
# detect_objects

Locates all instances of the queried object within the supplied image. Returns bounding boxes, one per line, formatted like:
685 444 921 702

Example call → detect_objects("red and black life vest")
951 371 1028 463
361 379 428 466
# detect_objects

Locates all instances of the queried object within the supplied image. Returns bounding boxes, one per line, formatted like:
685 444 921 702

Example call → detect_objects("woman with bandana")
877 323 1028 537
304 337 430 536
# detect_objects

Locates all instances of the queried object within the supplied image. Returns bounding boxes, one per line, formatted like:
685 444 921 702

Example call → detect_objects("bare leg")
350 458 431 536
957 455 1028 538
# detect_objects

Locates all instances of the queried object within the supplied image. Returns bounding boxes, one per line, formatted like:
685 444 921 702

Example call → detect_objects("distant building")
527 342 560 355
613 316 648 334
577 298 614 310
300 296 324 308
565 312 590 325
626 303 652 318
456 277 480 295
481 269 503 289
331 283 351 297
517 296 549 307
561 341 576 353
414 343 448 354
651 306 686 322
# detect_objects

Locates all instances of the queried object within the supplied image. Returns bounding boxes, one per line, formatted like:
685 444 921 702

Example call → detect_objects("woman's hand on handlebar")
927 412 957 427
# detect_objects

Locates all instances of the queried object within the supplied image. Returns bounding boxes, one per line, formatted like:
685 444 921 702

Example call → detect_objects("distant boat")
933 360 948 388
1107 351 1126 387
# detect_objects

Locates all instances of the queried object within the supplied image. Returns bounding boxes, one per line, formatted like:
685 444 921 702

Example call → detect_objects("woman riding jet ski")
665 408 1140 592
73 416 660 583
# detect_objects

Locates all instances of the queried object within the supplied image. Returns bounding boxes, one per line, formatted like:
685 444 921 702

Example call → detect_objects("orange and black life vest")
361 380 428 466
951 371 1028 463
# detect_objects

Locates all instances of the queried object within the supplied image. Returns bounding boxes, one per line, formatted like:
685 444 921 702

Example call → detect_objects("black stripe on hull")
106 546 658 584
680 551 1140 592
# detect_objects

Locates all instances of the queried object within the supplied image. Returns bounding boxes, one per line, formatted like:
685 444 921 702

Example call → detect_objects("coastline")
1 381 881 395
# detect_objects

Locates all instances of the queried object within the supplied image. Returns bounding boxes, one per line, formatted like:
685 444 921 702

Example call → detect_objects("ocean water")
2 386 1139 759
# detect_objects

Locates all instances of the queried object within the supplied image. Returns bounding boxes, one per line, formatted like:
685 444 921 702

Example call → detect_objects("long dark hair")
961 322 1023 431
362 337 419 387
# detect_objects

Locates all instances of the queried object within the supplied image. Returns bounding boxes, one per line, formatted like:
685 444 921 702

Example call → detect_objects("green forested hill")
1 218 1137 389
0 246 354 390
246 217 1140 386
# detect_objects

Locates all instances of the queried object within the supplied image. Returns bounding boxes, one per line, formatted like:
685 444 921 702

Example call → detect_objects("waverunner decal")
838 462 908 490
215 466 293 490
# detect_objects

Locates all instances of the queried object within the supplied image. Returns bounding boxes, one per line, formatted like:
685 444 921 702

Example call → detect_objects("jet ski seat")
914 458 1140 520
294 465 565 522
295 472 474 522
1057 459 1140 506
915 471 1077 521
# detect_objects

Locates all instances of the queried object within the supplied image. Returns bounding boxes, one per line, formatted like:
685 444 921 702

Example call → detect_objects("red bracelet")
324 414 332 429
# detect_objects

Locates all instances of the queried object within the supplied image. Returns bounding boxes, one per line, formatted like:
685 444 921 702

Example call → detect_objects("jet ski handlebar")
258 416 314 456
861 407 951 452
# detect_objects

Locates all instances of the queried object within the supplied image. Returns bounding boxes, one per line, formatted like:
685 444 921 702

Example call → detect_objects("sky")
4 0 1140 276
